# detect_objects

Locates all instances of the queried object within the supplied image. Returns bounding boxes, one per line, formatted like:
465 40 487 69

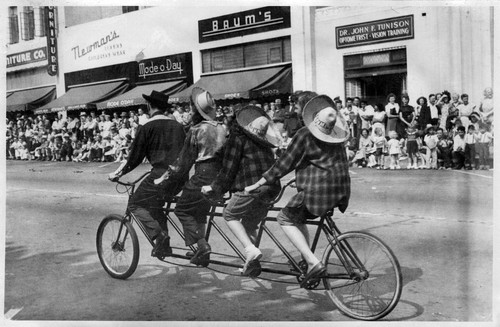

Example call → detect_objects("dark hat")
235 105 279 148
192 87 216 121
302 95 349 143
469 112 481 122
142 90 170 108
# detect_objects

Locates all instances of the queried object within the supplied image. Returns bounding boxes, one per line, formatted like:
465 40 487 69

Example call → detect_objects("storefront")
169 6 296 105
6 41 57 118
314 6 494 106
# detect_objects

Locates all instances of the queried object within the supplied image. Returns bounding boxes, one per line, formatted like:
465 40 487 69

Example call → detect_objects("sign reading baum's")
336 15 414 49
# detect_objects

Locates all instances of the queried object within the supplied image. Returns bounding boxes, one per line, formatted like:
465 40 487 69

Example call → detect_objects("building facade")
5 5 495 117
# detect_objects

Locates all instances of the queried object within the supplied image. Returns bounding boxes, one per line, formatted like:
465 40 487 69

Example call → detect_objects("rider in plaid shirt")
202 105 280 277
262 127 350 216
210 126 277 195
245 92 351 287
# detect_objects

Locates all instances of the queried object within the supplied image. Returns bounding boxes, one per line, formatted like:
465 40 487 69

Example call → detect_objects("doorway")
351 73 407 106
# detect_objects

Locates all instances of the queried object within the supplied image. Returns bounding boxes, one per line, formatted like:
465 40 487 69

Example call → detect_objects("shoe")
151 231 172 258
241 246 262 277
299 262 326 288
240 259 262 277
190 242 211 267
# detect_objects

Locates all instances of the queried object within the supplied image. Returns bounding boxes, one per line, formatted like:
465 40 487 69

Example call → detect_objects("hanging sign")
45 6 58 76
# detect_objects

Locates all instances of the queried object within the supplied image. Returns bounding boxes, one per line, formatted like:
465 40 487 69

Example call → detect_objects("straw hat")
191 87 216 121
302 95 349 143
142 90 170 109
236 105 279 148
424 124 435 133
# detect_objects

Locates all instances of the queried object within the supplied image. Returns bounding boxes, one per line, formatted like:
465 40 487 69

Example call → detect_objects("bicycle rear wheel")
322 232 402 320
96 214 139 279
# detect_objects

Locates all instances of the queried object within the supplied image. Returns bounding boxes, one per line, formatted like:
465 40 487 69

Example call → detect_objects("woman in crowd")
398 94 415 139
385 93 400 137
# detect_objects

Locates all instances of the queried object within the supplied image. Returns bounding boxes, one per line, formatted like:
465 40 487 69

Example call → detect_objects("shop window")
8 7 19 44
362 53 390 66
345 79 362 98
122 6 139 14
34 7 46 37
202 36 291 73
269 47 282 63
20 6 35 41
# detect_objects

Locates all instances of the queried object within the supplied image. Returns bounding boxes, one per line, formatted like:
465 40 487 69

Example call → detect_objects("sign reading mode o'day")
336 15 414 49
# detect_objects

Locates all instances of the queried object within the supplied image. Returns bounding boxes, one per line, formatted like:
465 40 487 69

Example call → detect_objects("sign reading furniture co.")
336 15 414 49
199 6 291 43
45 6 58 75
6 47 47 68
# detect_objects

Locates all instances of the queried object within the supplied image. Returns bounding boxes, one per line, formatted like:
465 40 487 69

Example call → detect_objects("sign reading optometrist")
199 6 291 43
336 15 414 49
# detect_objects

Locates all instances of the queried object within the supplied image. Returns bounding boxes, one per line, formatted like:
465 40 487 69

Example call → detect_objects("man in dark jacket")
109 91 187 258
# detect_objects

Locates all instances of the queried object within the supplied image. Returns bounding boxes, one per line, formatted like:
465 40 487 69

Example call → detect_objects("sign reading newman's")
199 6 291 43
336 15 414 49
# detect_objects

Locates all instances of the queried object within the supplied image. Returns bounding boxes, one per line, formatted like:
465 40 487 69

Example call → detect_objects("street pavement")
2 159 495 324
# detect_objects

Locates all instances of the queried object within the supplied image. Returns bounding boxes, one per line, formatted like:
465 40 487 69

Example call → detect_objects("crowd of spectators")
6 86 494 170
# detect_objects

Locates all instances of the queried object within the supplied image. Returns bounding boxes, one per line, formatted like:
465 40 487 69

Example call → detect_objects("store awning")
7 86 56 112
34 80 129 114
95 80 186 110
168 65 292 103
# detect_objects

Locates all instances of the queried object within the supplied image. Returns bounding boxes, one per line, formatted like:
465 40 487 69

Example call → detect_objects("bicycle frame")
116 171 367 281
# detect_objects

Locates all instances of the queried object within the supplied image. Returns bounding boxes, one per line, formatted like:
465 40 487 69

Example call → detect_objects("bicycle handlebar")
114 171 151 187
262 178 296 206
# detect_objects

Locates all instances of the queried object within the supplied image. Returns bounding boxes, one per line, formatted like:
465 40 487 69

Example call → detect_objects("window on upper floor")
20 6 35 41
34 7 46 37
122 6 139 14
8 7 19 44
201 36 291 73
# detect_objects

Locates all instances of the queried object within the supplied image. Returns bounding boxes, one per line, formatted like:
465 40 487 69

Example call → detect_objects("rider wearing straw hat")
155 87 227 267
201 104 280 277
245 92 351 288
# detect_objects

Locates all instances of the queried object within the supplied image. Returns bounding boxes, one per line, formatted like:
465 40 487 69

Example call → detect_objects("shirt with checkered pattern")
262 127 351 216
211 127 276 195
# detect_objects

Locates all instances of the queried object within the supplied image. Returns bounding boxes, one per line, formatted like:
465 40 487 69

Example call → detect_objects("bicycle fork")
323 219 369 281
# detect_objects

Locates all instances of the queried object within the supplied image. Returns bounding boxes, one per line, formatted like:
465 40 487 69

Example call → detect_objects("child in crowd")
436 128 453 169
452 126 466 169
423 125 439 169
464 125 476 170
115 134 132 162
372 127 387 169
277 131 291 157
354 128 373 168
60 134 73 161
476 123 493 170
51 136 63 161
405 126 419 169
387 131 402 169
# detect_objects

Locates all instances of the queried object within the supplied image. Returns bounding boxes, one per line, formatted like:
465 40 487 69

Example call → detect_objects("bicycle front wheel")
322 232 402 320
96 214 139 279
